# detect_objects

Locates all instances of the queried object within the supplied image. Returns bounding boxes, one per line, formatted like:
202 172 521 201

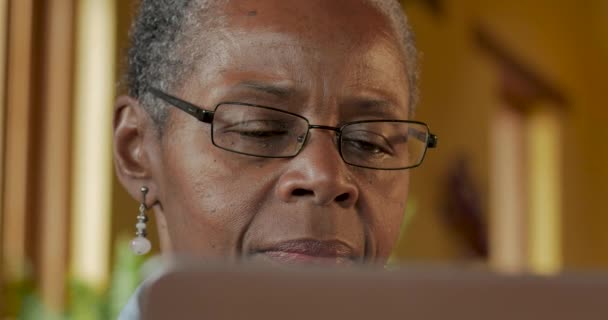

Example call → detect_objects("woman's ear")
114 96 174 253
113 95 160 204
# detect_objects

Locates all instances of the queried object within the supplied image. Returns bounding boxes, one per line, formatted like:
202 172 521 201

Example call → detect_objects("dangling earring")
130 186 151 255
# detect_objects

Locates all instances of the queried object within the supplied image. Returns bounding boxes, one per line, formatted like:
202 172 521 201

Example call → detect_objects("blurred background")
1 0 607 318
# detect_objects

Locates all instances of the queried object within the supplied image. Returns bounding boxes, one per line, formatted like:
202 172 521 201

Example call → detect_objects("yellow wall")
394 0 608 270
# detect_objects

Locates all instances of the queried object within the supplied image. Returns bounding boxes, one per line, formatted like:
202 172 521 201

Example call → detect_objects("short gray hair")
126 0 419 127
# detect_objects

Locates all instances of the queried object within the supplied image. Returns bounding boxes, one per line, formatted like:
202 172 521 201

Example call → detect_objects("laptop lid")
142 264 608 320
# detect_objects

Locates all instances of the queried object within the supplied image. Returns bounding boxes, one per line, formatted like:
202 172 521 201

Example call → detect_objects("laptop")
141 263 608 320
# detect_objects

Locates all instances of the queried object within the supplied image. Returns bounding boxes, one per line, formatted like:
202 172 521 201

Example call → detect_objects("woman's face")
115 0 413 266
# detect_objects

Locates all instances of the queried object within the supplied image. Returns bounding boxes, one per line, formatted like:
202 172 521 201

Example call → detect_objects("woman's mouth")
251 239 358 266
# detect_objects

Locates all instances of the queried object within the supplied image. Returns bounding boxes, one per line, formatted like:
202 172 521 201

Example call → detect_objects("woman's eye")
223 120 290 138
238 130 288 138
343 138 392 155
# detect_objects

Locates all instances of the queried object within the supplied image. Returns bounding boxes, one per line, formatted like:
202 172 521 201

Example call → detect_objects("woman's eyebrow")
236 80 295 98
340 97 406 119
344 97 396 111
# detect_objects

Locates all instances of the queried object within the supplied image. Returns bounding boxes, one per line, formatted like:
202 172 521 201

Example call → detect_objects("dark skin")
114 0 411 266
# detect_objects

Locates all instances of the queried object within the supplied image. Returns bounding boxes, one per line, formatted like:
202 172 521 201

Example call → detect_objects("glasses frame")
148 87 438 170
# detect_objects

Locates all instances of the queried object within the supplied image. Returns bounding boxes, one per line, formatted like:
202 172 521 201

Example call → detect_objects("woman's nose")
275 130 359 208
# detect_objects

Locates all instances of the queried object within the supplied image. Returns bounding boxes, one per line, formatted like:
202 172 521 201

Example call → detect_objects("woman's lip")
258 251 355 266
252 239 358 265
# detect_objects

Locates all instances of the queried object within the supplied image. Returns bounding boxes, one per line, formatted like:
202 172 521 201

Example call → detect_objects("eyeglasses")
148 87 438 170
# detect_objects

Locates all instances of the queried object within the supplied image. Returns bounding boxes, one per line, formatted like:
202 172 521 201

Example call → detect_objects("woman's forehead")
222 0 397 39
184 29 410 119
191 7 408 88
168 0 412 119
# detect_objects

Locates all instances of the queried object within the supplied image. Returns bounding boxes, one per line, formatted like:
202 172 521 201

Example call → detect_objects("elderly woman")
114 0 436 317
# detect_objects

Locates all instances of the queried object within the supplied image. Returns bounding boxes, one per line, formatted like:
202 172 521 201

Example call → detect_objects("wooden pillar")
2 0 35 284
0 0 8 271
527 105 562 274
38 0 75 312
476 27 566 274
71 0 116 290
0 0 9 314
490 106 528 273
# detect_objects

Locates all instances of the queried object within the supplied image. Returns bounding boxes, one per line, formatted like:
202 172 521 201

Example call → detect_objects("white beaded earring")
130 186 152 255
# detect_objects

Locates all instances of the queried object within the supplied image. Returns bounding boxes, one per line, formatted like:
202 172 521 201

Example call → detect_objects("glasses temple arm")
148 87 214 123
427 134 438 148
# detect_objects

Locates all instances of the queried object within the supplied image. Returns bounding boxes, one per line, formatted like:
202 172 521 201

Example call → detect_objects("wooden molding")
474 25 568 110
403 0 444 16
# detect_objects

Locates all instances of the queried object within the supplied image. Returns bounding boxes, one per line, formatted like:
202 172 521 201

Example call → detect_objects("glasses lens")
211 104 308 157
340 121 430 169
